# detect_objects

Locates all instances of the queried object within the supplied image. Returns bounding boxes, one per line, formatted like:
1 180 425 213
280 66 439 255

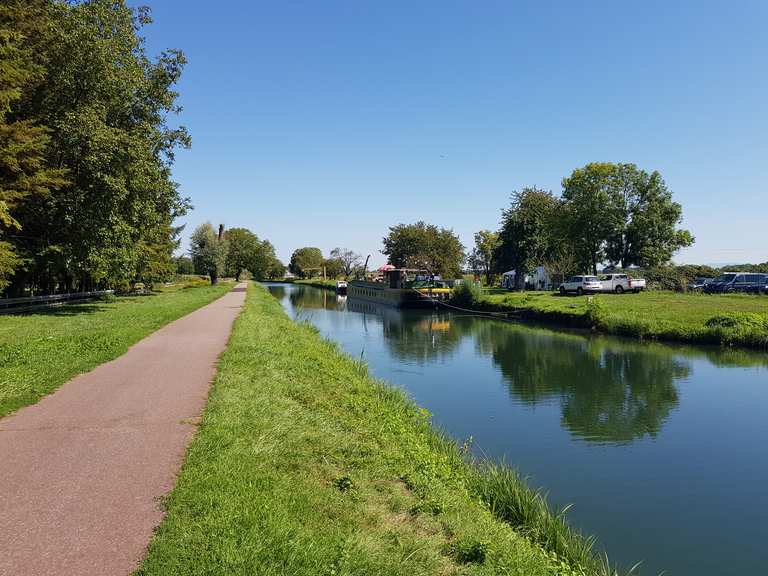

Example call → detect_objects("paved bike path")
0 283 247 576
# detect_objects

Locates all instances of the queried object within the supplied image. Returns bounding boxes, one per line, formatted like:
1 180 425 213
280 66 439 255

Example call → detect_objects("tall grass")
469 463 640 576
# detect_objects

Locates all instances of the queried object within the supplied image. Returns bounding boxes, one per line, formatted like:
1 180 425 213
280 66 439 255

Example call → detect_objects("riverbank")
294 278 338 290
0 279 233 418
137 283 625 576
466 290 768 350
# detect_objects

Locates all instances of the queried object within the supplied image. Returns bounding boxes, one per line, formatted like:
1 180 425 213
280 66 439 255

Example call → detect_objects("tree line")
184 223 284 284
0 0 190 295
378 162 697 288
288 247 364 279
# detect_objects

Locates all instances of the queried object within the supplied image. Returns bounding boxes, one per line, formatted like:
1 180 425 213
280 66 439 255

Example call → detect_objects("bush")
450 282 483 307
705 313 768 330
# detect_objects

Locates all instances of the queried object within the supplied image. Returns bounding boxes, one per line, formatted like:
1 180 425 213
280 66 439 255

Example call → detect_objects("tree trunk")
210 270 218 285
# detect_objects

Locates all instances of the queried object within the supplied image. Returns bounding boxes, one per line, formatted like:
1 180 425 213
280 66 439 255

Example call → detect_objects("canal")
266 283 768 575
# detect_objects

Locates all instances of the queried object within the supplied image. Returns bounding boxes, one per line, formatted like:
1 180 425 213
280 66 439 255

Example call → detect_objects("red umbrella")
377 264 396 272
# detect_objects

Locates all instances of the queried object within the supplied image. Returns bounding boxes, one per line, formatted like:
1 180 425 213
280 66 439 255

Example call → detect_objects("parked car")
598 273 646 293
558 275 602 295
704 272 768 294
687 277 713 291
744 275 768 294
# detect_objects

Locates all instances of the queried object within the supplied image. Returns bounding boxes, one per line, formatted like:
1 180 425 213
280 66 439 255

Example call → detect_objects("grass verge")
136 283 628 576
294 278 339 290
0 279 233 418
468 290 768 349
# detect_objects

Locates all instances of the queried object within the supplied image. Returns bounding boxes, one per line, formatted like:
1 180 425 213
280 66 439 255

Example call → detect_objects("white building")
501 266 553 291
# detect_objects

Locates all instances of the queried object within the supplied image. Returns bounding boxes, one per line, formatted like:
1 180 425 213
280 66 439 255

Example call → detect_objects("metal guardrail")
0 290 114 313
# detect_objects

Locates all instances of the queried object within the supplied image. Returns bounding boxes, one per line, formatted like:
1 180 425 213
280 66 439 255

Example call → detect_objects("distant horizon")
136 0 768 269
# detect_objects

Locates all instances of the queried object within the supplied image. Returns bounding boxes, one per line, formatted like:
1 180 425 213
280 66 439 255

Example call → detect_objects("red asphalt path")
0 284 247 576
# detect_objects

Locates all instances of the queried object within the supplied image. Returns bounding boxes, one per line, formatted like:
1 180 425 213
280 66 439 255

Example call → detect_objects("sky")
136 0 768 267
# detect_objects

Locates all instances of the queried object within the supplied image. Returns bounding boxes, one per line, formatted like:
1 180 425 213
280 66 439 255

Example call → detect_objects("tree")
289 247 323 278
175 255 194 275
471 230 499 285
2 1 190 294
329 247 362 279
381 221 465 278
560 165 618 275
602 164 693 268
190 223 227 284
225 227 260 281
496 188 560 289
561 163 694 273
0 5 67 290
323 257 345 279
250 239 281 280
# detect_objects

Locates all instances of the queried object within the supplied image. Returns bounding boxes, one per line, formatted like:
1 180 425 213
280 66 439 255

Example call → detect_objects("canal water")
266 283 768 576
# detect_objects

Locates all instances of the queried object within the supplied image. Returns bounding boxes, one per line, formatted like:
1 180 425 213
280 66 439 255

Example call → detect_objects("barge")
348 268 451 308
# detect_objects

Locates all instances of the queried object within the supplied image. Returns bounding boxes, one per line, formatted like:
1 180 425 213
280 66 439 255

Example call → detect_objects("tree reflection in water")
471 321 686 444
270 285 766 446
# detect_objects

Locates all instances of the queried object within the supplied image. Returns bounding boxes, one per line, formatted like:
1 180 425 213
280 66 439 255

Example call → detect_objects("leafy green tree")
560 164 618 274
225 227 261 281
329 247 362 279
323 257 345 279
470 230 499 285
250 239 281 280
0 4 67 290
381 221 465 278
603 164 693 268
190 223 227 285
496 188 560 289
175 255 194 275
3 0 190 294
561 163 694 273
289 247 323 278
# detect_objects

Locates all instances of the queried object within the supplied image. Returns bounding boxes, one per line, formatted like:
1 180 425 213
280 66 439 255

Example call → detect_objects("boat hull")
348 281 439 308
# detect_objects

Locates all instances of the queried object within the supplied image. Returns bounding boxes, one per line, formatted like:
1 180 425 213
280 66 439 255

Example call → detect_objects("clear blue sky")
138 0 767 267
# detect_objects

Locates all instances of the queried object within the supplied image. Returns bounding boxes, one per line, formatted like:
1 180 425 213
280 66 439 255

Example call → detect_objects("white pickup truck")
598 273 646 293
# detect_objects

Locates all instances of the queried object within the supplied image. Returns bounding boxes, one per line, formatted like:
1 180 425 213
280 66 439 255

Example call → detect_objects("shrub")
451 282 483 308
705 313 768 331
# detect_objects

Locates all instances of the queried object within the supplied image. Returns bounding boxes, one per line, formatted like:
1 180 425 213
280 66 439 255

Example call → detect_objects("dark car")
745 275 768 294
704 272 768 294
687 277 713 291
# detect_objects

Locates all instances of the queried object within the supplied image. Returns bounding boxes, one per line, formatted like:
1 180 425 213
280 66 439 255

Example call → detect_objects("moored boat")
348 268 451 308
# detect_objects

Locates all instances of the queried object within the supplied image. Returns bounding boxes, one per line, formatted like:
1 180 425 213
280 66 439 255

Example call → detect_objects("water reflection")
473 322 684 444
346 297 684 444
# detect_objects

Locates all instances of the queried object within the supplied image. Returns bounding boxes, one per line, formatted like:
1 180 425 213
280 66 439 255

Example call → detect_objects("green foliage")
381 221 465 278
450 539 489 564
469 229 499 285
1 0 190 294
328 247 362 278
451 281 483 308
496 188 560 286
561 163 693 273
289 246 323 278
323 256 345 279
470 463 626 576
705 312 768 331
0 7 68 290
174 255 194 275
223 227 281 281
190 223 228 284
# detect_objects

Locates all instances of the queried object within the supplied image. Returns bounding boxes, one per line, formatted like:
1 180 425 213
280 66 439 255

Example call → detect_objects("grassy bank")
294 278 339 290
0 279 232 418
467 290 768 349
137 284 626 576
